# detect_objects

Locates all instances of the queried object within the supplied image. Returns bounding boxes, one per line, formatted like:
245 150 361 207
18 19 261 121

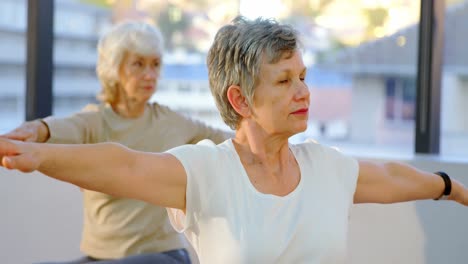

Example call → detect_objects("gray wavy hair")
207 16 300 129
96 21 164 104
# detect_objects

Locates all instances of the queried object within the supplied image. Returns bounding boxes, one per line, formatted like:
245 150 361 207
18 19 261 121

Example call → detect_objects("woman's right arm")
1 119 50 142
0 138 187 210
1 105 100 144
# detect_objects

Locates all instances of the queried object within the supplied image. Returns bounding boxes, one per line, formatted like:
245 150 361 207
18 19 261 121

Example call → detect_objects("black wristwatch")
433 171 452 200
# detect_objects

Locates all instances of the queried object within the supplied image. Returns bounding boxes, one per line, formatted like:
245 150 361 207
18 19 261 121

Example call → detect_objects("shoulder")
293 140 358 173
148 101 178 117
166 140 230 190
167 139 224 160
296 141 359 193
293 140 346 157
148 102 207 127
81 103 100 112
67 103 106 121
291 139 332 158
167 139 234 171
81 104 109 123
44 103 103 124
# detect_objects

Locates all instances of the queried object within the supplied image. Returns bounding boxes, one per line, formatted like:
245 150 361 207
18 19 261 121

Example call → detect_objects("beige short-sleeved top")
44 102 231 259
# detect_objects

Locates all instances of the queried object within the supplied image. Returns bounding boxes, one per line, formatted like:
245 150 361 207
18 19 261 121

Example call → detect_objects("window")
0 0 27 133
46 0 425 153
52 0 111 117
440 0 468 156
283 1 420 155
385 78 416 121
14 0 465 158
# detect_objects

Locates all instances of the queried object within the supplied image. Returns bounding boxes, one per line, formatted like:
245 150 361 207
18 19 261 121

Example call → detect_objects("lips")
142 85 155 90
291 108 308 114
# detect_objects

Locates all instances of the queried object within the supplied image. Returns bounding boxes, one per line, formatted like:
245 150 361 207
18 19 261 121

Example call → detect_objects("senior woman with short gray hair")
2 21 232 264
1 17 467 264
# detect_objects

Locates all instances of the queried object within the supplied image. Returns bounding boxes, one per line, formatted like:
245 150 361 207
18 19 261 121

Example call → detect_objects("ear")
227 85 251 118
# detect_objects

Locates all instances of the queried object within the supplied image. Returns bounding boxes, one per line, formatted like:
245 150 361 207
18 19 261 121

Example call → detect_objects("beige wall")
1 157 468 264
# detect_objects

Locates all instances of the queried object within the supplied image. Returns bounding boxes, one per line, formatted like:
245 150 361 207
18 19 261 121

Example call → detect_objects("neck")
233 120 291 167
111 100 147 118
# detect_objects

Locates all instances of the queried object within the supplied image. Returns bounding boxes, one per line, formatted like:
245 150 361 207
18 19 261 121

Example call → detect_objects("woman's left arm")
354 161 468 205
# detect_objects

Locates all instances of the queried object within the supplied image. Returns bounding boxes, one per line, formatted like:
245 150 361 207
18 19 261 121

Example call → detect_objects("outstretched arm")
354 161 468 205
0 138 187 210
1 119 50 142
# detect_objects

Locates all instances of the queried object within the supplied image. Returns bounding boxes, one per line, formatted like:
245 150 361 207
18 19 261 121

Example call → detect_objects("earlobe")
227 85 250 117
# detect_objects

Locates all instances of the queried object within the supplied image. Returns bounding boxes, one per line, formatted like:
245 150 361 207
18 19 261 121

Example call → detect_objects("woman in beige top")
2 21 231 264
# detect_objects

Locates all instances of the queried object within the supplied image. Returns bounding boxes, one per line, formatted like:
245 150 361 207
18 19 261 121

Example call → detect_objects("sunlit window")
441 0 468 157
95 0 422 153
0 0 27 133
52 0 112 117
3 0 466 158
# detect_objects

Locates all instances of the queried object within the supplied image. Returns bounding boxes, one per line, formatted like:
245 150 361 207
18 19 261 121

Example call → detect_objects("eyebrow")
276 67 307 76
132 53 161 59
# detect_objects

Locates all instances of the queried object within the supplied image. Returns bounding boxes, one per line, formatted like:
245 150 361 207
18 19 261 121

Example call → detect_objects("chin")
144 91 155 99
296 121 308 132
287 126 306 137
296 127 307 134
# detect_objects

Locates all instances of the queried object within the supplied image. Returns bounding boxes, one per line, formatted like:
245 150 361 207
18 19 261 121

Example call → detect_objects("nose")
142 66 158 80
294 80 310 101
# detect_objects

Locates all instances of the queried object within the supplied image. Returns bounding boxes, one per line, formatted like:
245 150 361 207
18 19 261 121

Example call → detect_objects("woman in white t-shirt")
1 17 468 264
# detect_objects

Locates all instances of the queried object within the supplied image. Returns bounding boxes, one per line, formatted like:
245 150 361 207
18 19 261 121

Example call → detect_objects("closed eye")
133 61 143 67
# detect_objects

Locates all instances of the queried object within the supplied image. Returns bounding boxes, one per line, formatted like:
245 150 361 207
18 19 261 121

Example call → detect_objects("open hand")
0 138 40 173
0 120 48 142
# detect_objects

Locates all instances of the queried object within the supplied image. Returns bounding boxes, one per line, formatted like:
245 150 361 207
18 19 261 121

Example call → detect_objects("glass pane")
52 0 112 117
147 0 240 130
54 0 422 156
276 0 420 156
441 0 468 157
52 0 239 131
0 0 27 133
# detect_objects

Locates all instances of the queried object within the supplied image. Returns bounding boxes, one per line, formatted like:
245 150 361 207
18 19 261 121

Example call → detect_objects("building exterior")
323 1 468 152
0 0 111 132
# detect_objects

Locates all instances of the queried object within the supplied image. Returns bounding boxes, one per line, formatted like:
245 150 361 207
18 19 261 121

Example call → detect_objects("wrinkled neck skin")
111 86 147 118
233 119 292 173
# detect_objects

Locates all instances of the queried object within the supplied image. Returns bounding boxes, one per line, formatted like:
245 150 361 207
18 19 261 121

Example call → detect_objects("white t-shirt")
167 139 359 264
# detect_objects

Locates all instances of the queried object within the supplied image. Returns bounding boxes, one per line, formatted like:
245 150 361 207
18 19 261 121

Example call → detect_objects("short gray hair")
207 16 299 130
96 21 164 104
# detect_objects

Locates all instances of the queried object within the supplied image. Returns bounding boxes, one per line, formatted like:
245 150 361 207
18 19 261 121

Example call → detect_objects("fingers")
2 153 38 173
2 156 14 169
0 138 21 170
0 138 20 156
1 130 34 142
0 139 39 172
